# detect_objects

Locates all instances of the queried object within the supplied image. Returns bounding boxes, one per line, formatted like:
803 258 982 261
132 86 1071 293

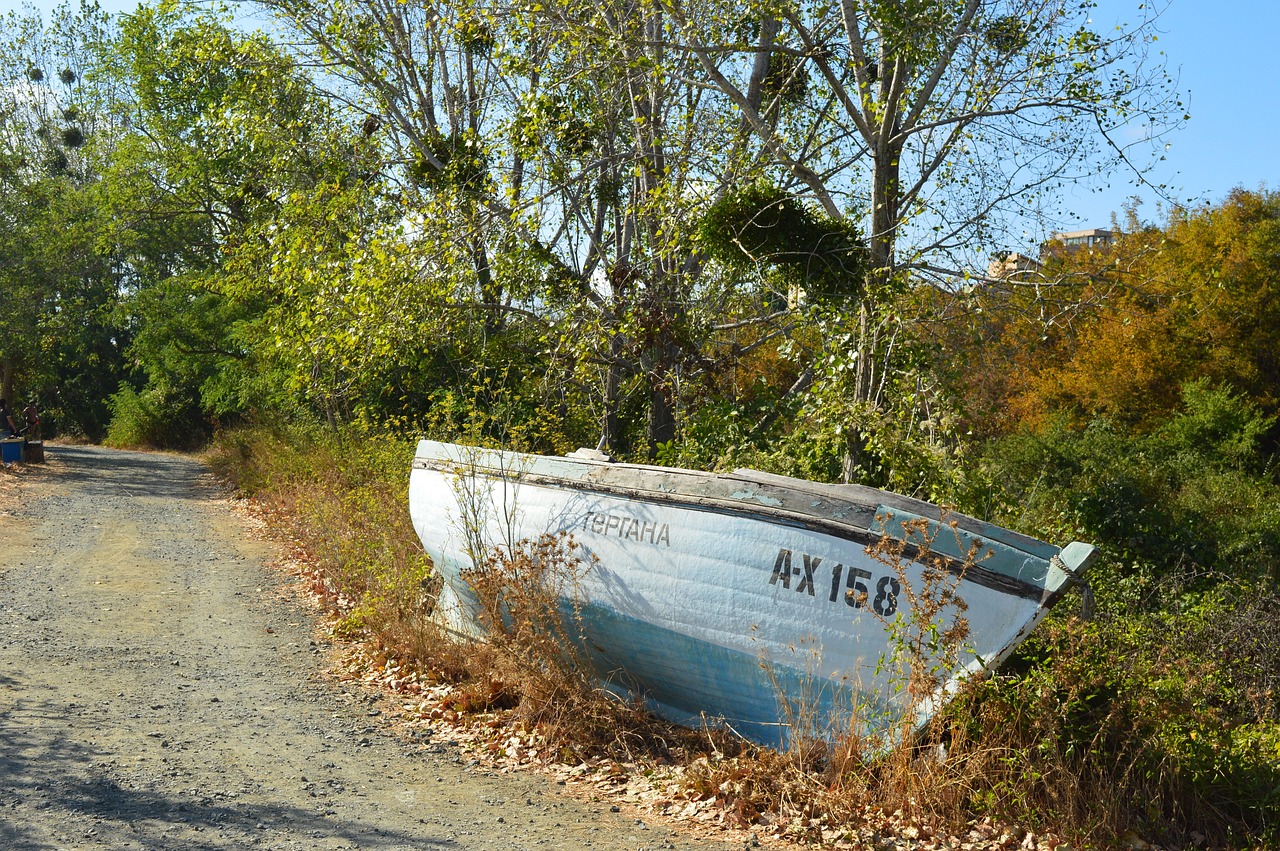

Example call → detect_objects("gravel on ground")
0 445 741 851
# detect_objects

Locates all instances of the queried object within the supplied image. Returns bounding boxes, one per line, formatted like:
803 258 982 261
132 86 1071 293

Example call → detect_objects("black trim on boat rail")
411 457 1062 605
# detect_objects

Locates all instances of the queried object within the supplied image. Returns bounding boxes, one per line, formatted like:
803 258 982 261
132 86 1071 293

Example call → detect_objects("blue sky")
1056 1 1280 232
6 0 1278 240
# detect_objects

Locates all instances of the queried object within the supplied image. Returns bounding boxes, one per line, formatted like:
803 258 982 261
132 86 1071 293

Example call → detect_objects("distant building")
1043 228 1117 256
987 252 1043 280
986 227 1117 283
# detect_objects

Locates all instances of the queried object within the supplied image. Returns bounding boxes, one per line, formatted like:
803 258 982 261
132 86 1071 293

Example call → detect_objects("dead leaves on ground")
227 493 1114 851
326 639 1086 851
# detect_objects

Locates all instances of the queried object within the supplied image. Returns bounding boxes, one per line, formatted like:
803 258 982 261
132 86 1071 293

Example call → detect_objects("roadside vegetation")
204 388 1280 848
5 0 1280 846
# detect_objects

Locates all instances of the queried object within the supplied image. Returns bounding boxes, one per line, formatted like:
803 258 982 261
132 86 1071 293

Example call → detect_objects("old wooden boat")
408 440 1095 747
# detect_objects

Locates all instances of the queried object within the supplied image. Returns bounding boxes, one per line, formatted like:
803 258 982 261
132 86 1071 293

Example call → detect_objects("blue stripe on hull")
450 579 899 748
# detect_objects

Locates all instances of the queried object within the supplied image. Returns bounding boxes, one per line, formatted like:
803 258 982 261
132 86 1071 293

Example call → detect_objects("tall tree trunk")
602 339 623 453
867 135 901 295
626 6 684 458
647 368 676 456
1 358 13 408
473 236 503 335
842 118 902 482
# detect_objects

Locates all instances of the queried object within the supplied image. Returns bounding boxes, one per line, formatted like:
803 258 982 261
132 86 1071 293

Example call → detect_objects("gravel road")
0 445 738 851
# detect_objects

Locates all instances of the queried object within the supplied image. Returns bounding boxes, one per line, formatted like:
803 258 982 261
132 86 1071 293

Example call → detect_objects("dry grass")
208 425 1279 850
1 444 61 494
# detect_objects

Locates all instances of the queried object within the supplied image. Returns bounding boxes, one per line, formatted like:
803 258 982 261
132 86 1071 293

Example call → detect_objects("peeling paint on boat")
408 440 1096 748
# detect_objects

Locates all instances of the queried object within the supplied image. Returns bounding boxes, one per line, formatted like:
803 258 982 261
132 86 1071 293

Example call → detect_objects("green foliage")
410 130 491 195
699 184 865 304
105 382 207 450
982 15 1029 55
653 387 846 481
415 360 595 458
125 281 260 416
1156 379 1276 474
510 93 598 162
985 381 1280 610
953 588 1280 845
0 176 128 440
0 1 133 438
454 10 495 55
105 3 377 437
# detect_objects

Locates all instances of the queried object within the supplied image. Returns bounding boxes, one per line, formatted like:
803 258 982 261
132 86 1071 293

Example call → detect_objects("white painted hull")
408 441 1095 747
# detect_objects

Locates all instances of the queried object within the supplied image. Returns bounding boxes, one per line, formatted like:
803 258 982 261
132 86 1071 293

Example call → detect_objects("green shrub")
904 379 1280 844
105 383 209 449
946 588 1280 846
983 380 1280 608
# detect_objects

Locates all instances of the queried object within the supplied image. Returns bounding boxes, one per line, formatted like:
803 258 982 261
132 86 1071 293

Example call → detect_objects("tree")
657 0 1182 477
251 0 806 453
667 0 1180 282
994 188 1280 434
0 1 130 436
105 3 369 434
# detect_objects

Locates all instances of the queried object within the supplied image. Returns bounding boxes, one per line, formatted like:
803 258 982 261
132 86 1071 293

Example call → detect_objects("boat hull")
408 441 1093 747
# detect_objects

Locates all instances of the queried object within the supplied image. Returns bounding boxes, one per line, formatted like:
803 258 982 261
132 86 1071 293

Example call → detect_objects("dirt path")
0 445 739 851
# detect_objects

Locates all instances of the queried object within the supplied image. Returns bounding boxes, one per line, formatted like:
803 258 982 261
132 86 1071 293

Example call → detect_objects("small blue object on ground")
1 439 23 464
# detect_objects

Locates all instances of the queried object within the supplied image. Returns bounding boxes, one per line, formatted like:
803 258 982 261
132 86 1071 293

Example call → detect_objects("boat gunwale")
721 467 1059 558
411 453 1065 605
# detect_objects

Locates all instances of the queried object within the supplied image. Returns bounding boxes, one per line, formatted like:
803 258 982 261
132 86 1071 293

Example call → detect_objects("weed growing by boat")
871 515 975 719
463 532 594 721
700 512 984 838
441 450 605 731
777 514 979 829
761 635 851 767
856 512 977 816
452 528 726 757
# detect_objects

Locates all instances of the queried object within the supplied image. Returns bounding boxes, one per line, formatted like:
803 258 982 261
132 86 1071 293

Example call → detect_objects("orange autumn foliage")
959 188 1280 435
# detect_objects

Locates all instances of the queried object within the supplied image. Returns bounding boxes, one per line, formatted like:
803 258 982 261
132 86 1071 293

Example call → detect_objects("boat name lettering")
584 512 671 546
769 548 900 616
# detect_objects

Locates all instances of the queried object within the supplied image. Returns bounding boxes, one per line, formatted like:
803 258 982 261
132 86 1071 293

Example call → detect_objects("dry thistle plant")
857 512 982 817
867 515 975 711
711 513 986 837
461 532 611 732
